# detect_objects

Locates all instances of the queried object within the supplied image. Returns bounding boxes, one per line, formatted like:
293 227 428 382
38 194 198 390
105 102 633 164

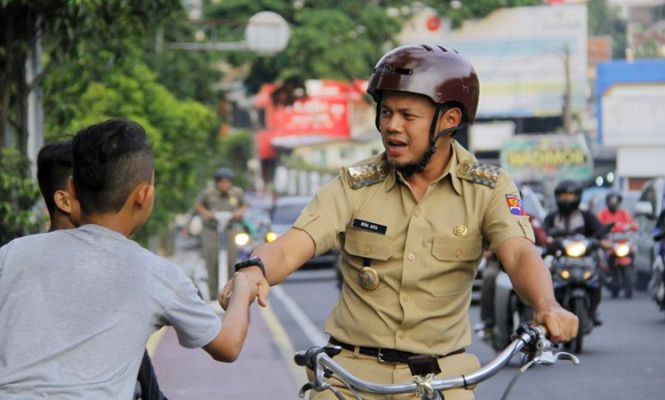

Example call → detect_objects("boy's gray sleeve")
159 265 221 348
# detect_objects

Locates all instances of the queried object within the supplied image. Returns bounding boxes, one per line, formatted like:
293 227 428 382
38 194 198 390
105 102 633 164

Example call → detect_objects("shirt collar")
382 141 464 195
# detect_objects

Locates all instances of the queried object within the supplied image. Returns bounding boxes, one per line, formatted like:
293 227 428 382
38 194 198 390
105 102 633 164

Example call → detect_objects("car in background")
266 195 340 270
634 178 665 290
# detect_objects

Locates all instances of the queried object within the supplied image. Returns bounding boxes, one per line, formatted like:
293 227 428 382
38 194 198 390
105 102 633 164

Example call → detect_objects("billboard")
398 4 587 118
500 134 593 182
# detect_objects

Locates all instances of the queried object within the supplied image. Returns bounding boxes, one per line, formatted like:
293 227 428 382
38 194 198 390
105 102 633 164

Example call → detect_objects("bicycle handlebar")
294 324 579 399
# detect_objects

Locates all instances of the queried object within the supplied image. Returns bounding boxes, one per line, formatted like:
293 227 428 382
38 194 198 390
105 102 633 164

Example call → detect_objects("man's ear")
439 107 462 130
53 190 73 214
134 182 155 210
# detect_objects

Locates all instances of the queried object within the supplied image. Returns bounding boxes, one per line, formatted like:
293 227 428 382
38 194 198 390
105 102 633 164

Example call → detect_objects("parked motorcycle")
606 230 636 298
549 232 604 353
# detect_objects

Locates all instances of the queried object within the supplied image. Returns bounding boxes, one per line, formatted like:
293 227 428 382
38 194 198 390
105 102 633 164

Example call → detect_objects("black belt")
329 337 464 364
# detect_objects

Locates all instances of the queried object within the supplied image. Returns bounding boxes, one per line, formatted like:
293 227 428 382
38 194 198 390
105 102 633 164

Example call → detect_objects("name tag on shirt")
352 219 387 235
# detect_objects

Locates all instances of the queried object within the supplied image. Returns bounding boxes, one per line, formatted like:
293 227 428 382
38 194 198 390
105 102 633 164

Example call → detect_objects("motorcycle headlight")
564 241 587 258
560 269 571 280
614 243 630 258
583 270 593 280
265 231 278 243
234 232 250 247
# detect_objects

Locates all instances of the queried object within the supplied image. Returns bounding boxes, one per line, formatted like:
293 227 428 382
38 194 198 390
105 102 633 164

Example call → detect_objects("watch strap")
234 256 266 277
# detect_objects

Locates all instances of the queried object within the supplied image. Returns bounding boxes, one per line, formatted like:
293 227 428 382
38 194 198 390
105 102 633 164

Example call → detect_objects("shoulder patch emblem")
347 162 389 189
456 160 500 188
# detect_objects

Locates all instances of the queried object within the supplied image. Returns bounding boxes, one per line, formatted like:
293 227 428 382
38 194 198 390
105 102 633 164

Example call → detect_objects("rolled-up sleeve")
483 173 535 252
293 175 353 257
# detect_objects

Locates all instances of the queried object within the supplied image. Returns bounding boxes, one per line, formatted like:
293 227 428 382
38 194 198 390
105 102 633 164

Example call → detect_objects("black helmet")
606 191 622 212
554 180 582 215
214 167 234 181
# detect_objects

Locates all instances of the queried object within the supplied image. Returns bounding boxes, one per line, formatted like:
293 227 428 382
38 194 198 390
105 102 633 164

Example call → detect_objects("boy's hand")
218 269 269 310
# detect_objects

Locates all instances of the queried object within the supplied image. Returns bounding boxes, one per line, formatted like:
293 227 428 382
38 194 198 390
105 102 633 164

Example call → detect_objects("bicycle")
294 324 580 400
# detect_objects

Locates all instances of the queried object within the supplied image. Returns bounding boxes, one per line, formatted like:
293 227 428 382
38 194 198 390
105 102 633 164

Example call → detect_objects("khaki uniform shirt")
293 140 535 356
196 186 245 229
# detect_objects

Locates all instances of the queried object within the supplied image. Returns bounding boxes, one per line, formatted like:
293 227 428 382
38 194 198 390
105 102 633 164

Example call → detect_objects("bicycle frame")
294 325 580 400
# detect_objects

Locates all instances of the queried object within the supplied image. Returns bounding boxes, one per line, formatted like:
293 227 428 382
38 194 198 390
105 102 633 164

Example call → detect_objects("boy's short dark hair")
37 140 73 215
72 119 154 215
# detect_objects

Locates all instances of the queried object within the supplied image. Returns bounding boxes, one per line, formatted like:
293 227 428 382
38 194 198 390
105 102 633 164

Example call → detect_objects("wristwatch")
234 256 266 277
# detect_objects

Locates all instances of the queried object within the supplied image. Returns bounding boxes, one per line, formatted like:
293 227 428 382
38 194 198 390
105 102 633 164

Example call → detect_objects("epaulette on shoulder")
346 161 389 190
456 160 501 188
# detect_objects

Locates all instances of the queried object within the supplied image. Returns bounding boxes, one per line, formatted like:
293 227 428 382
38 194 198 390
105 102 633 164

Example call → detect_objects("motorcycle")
476 252 534 352
648 227 665 313
606 229 636 298
548 232 604 354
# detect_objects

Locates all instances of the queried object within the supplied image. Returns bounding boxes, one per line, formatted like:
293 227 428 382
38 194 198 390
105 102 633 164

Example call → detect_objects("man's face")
379 91 437 168
216 178 232 192
557 192 579 203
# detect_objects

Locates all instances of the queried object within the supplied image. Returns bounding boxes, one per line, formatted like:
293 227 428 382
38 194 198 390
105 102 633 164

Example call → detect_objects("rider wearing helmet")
195 167 246 300
221 45 577 400
544 180 605 325
597 191 638 232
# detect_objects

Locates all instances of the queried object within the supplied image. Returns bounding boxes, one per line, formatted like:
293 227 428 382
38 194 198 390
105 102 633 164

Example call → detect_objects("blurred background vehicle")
634 177 665 290
266 195 340 270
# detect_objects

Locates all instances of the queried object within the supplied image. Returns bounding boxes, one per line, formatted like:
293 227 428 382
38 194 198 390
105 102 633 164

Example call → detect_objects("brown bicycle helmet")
367 44 479 124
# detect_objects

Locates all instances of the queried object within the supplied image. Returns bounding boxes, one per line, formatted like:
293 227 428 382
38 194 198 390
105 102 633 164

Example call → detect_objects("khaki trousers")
309 349 479 400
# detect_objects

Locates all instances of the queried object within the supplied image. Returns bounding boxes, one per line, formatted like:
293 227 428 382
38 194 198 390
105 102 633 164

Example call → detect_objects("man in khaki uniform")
195 167 246 300
221 45 578 399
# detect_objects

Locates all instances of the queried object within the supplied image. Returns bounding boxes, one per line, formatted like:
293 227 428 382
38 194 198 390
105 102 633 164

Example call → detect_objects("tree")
588 0 627 59
201 0 542 95
0 0 181 157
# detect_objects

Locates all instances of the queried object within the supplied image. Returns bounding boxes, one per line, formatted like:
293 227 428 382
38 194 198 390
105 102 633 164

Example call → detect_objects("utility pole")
562 44 573 134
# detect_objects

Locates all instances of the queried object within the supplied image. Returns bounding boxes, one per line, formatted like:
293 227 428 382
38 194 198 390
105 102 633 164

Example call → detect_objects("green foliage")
0 148 43 245
202 0 543 94
45 57 220 243
218 129 255 190
588 0 627 59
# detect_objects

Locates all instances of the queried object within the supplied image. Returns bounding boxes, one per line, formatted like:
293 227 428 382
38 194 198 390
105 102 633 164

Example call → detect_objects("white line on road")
272 286 328 346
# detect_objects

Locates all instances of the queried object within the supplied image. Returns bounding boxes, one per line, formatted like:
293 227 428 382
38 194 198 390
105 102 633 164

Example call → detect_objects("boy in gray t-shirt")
0 120 269 399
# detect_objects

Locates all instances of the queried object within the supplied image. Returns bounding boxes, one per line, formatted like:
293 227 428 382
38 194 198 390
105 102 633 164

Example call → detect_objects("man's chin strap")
397 106 467 178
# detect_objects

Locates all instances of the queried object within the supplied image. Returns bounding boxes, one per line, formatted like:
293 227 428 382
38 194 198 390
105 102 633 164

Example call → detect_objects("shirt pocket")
343 229 392 267
427 237 483 296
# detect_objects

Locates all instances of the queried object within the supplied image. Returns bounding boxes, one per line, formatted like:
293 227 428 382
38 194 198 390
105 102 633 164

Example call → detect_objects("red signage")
255 80 366 159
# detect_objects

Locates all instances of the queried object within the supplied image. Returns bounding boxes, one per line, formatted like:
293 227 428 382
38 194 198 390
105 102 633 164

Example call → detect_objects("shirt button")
407 253 415 261
456 249 464 258
414 208 421 217
401 294 409 302
398 332 406 339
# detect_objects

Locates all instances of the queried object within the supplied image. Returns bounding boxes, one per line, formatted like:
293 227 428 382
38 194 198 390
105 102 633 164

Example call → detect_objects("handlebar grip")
294 351 307 367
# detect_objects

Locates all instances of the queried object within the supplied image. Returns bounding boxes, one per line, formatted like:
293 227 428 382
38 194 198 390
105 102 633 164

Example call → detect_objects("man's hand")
219 267 269 310
534 303 579 344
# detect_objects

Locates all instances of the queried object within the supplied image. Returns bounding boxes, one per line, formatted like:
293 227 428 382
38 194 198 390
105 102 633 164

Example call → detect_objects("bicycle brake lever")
554 351 580 366
298 382 313 398
533 350 580 366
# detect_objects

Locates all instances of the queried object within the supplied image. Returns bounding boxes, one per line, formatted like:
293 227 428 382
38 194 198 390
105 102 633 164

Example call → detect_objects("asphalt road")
272 269 665 400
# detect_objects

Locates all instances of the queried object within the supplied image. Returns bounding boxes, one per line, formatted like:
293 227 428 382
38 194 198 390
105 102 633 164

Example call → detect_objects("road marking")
146 327 167 357
259 303 308 384
272 286 328 346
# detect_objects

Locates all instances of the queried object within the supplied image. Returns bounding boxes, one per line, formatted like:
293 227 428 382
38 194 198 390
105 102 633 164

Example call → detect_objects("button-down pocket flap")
344 229 392 260
432 238 482 261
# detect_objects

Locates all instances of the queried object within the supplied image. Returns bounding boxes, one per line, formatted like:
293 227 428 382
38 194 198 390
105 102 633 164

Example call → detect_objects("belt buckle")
377 348 385 363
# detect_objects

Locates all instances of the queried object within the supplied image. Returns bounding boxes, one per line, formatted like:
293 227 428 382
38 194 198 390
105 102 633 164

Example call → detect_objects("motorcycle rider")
195 167 246 300
544 180 605 325
597 191 638 298
597 191 638 233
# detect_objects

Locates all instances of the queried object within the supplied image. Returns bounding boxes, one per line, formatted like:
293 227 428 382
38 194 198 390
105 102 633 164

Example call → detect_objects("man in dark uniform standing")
222 45 578 399
195 167 246 301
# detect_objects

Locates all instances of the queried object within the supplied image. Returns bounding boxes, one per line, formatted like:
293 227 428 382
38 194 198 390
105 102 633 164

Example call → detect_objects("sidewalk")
151 244 302 399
